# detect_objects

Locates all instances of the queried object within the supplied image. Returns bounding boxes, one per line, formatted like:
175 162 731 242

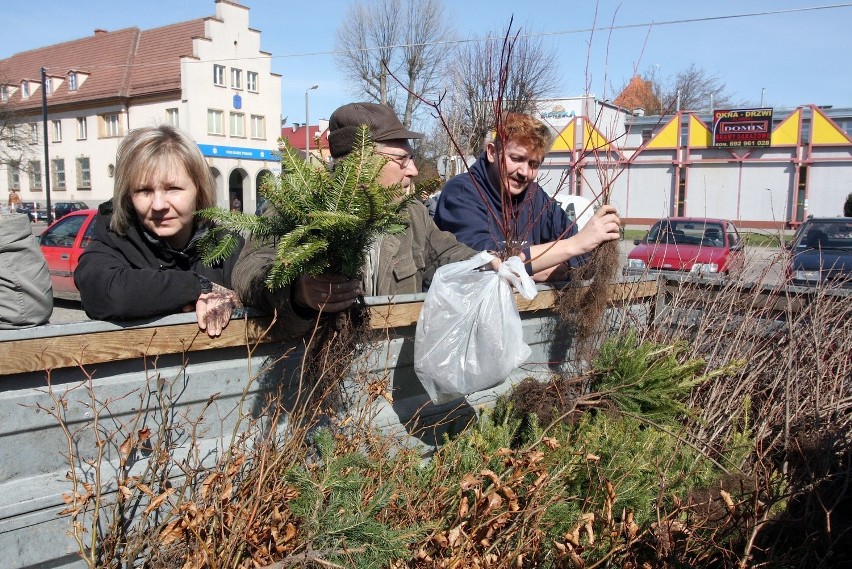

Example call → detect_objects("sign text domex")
712 108 773 148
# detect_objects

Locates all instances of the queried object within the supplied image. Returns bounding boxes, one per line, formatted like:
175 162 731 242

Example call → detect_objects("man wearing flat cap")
232 102 617 337
232 102 478 336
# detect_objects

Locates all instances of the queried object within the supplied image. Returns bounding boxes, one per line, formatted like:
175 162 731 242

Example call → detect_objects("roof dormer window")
21 81 30 98
68 72 78 91
0 85 8 102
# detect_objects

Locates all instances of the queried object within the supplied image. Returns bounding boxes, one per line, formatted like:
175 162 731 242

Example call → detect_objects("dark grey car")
54 201 89 221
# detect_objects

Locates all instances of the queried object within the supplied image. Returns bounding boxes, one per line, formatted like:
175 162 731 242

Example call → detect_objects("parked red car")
624 217 745 279
39 209 98 300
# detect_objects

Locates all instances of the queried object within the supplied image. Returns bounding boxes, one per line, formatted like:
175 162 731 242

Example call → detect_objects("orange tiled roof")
614 75 659 112
0 18 205 112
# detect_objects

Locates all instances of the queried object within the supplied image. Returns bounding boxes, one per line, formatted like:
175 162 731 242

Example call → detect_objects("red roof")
614 75 660 112
0 19 205 111
280 125 329 151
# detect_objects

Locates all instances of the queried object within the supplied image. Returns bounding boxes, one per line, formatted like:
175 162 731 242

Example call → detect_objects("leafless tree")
0 93 35 181
638 63 740 114
447 26 559 155
334 0 454 128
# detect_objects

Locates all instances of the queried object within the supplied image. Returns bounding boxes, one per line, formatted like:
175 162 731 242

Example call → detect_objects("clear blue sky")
3 0 851 129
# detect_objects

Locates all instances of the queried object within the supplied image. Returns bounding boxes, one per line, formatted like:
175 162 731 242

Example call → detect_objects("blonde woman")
75 125 242 337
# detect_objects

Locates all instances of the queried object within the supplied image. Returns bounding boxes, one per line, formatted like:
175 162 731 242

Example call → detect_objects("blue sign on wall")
197 144 276 161
233 94 242 109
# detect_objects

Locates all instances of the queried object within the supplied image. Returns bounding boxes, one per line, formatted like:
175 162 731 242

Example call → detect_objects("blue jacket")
434 153 582 274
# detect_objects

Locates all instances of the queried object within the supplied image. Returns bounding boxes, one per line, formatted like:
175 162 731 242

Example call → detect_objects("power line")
273 3 852 59
30 3 852 72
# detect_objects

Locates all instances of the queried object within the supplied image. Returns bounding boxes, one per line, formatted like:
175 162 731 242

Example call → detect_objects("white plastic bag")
414 251 538 404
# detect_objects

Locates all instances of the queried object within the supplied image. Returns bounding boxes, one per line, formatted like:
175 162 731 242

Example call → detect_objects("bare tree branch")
334 0 454 128
447 24 559 154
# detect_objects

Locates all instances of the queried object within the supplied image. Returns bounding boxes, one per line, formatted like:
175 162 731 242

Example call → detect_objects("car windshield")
796 221 852 250
647 220 725 247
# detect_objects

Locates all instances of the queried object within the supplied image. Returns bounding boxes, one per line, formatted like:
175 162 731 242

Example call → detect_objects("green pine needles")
198 125 413 290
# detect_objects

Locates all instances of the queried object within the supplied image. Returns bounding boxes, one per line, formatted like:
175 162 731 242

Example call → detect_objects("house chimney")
94 29 108 35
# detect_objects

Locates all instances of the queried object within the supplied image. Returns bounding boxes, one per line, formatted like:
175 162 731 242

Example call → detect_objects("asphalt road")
45 241 787 325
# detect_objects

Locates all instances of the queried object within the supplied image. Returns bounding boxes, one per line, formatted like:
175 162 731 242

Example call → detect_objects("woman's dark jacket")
75 201 244 320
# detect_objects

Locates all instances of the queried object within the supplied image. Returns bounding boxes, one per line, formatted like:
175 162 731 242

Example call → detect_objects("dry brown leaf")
118 436 132 458
283 522 297 543
585 453 600 462
458 495 470 519
118 485 132 499
569 550 585 568
447 523 467 548
201 472 220 500
581 512 595 545
135 482 154 496
219 482 234 502
495 447 514 457
434 531 449 549
137 426 151 442
482 491 503 515
460 474 480 491
502 486 520 512
526 450 545 465
480 469 500 487
143 488 175 515
542 436 560 450
159 520 184 545
531 471 549 490
720 489 735 514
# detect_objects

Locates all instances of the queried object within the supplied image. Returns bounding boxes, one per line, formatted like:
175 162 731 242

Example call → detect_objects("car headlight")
690 263 719 274
793 269 821 282
627 258 646 270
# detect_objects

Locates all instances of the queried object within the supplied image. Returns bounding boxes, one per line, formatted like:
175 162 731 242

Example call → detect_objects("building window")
45 78 52 95
8 162 20 190
676 166 687 216
166 108 179 127
76 157 91 189
52 120 62 142
6 124 20 146
52 159 66 190
231 68 242 89
230 112 245 137
30 123 39 143
29 161 42 190
101 114 121 137
68 72 78 91
0 85 8 102
208 109 224 135
213 64 225 86
250 115 265 139
76 117 87 140
247 71 258 92
641 128 653 143
21 81 29 98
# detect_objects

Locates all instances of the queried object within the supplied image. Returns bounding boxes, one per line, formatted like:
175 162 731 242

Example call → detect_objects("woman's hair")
110 125 216 234
493 113 552 158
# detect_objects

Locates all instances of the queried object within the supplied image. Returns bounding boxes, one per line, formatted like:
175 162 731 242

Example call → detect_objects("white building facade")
0 0 281 215
532 99 852 229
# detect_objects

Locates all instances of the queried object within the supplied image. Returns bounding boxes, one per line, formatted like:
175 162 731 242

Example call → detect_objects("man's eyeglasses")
376 150 415 169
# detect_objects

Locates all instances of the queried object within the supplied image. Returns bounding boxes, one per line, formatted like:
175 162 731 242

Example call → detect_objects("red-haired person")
434 113 620 281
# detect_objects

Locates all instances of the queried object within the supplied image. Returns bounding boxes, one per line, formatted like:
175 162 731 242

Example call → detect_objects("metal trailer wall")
0 286 657 568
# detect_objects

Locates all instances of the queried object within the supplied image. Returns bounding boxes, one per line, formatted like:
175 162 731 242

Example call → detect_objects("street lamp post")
305 84 318 163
